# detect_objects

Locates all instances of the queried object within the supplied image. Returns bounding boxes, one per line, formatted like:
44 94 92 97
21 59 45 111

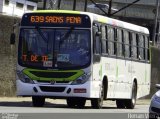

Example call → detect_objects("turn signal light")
74 88 86 93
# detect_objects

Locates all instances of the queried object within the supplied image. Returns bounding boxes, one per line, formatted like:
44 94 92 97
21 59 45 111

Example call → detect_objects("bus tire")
116 99 125 109
76 98 86 108
66 98 76 108
32 96 45 107
103 77 108 100
91 84 104 109
125 82 137 109
66 98 86 108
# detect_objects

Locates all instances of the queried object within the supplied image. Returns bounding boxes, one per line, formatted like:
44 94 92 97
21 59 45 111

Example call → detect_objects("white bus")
14 10 150 109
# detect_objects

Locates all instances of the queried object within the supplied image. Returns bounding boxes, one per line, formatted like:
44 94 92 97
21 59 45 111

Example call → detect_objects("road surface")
0 97 151 119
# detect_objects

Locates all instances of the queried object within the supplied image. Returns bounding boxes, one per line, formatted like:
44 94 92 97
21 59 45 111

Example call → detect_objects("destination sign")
30 16 82 24
21 13 91 28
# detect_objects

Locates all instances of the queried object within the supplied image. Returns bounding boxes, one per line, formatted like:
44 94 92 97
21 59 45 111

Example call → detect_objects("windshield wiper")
64 27 74 39
35 26 49 52
35 26 48 43
60 27 74 45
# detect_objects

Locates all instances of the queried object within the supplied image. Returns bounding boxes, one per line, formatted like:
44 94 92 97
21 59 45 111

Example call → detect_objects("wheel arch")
133 78 137 91
102 75 108 100
132 78 138 98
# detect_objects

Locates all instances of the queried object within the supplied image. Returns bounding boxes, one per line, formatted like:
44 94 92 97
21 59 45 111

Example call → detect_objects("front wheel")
66 98 76 108
32 96 45 107
76 98 86 108
91 84 104 109
66 98 86 108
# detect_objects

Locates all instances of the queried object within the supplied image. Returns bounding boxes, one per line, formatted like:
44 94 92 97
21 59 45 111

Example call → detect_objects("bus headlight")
71 72 91 85
17 70 34 84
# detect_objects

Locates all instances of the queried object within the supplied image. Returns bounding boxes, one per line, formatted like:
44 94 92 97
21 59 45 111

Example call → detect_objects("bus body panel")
114 58 132 99
100 56 150 99
135 62 150 98
100 57 132 99
16 78 101 98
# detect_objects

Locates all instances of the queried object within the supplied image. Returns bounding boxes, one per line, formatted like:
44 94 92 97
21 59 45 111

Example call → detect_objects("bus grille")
37 80 70 84
30 71 76 78
39 86 66 92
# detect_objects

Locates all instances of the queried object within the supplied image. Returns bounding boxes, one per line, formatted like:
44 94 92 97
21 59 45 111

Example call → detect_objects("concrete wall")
0 0 3 12
0 14 20 96
148 46 160 98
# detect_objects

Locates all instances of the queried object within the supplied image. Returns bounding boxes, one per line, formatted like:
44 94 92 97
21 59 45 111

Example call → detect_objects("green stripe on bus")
145 70 147 82
33 10 81 14
23 68 84 81
99 65 102 79
98 17 107 23
116 65 119 79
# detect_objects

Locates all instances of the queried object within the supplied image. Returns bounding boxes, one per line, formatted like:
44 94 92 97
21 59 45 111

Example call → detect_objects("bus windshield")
18 28 91 69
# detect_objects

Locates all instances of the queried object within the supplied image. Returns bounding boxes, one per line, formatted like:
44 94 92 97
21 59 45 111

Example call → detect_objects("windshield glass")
18 28 91 69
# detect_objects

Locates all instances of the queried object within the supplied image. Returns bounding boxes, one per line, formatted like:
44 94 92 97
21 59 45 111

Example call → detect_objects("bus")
14 10 150 109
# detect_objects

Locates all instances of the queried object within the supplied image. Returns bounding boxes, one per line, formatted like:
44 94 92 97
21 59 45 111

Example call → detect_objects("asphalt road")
0 97 151 119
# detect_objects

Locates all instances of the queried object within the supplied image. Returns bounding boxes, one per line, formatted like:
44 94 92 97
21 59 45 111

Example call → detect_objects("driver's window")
93 24 101 54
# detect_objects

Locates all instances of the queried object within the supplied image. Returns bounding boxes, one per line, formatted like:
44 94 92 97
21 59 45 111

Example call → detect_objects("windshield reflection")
19 28 91 69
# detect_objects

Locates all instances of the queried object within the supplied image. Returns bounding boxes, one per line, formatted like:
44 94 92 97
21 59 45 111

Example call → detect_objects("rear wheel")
91 84 104 109
32 96 45 107
125 82 137 109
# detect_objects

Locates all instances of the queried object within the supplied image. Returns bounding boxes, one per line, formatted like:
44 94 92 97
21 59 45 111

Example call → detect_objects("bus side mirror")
96 31 101 36
10 33 15 45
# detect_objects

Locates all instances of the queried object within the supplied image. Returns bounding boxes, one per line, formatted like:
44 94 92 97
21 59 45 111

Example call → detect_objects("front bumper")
16 79 101 99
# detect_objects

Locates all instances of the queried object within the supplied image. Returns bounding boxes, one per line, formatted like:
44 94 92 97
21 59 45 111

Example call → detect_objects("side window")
101 25 107 54
143 35 146 60
145 36 149 61
139 34 145 60
117 29 123 57
124 30 130 58
132 33 137 59
122 30 125 57
136 34 139 59
105 26 108 54
108 26 114 55
129 32 132 57
114 28 117 55
93 25 101 54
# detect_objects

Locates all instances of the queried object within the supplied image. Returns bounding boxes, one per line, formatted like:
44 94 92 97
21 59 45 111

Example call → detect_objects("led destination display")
21 13 91 28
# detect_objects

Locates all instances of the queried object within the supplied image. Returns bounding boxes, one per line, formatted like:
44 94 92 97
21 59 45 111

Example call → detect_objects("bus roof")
31 10 149 34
